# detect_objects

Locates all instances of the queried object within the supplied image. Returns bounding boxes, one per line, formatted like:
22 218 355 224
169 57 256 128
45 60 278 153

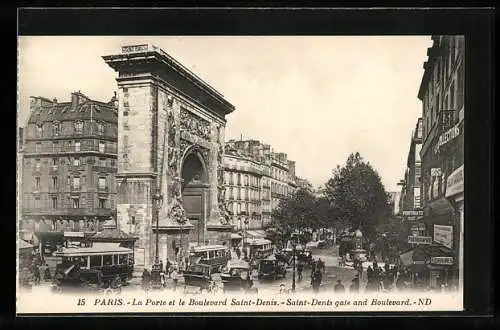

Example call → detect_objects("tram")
51 245 134 292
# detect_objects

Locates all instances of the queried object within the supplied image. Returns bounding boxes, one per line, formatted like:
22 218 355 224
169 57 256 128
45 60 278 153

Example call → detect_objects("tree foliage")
324 152 391 240
271 187 316 246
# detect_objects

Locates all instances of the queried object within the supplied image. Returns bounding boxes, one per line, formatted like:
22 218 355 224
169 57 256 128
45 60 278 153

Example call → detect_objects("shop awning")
399 244 454 267
245 230 267 239
19 239 34 250
230 233 242 240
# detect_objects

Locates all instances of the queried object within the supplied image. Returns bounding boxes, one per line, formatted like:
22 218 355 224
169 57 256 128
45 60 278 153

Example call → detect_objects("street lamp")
152 188 163 267
243 218 249 260
178 216 187 266
291 236 297 293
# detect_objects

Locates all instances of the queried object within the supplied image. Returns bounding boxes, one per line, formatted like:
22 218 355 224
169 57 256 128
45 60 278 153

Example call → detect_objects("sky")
18 36 432 192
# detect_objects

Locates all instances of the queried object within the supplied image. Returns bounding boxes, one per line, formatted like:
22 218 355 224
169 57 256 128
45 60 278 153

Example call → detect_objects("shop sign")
434 124 461 154
408 236 432 244
402 210 424 216
430 257 454 265
433 225 453 249
64 231 85 238
445 165 464 198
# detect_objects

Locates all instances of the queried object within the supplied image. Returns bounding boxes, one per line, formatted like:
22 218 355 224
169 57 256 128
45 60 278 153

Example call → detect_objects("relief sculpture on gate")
166 106 187 225
216 124 231 225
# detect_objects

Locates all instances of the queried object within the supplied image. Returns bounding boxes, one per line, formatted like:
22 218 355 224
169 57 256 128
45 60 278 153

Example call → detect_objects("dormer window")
53 121 61 136
74 120 83 134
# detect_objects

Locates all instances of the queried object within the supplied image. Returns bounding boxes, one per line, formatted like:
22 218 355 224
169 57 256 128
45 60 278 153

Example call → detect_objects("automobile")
257 255 286 281
182 263 216 293
281 247 313 266
220 260 256 293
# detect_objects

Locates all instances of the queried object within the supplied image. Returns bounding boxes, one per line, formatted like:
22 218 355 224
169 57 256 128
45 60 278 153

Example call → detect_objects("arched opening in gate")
180 150 209 247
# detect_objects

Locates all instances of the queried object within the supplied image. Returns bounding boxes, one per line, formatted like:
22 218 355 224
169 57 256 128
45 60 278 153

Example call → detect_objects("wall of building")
224 139 299 231
21 92 118 234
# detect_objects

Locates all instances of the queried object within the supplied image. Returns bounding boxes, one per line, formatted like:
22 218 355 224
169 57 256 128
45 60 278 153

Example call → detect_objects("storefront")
445 164 464 291
399 243 454 289
18 239 34 270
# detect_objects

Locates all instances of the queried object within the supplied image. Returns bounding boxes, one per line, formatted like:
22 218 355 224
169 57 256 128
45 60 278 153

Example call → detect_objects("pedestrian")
297 262 304 281
312 268 322 293
166 259 172 278
349 276 360 293
32 265 41 285
44 263 52 281
334 280 345 293
142 268 151 291
318 258 325 274
171 267 178 291
235 247 241 259
357 262 363 280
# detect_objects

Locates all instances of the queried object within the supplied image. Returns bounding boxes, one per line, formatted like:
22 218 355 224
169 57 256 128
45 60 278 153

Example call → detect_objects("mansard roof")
28 94 117 125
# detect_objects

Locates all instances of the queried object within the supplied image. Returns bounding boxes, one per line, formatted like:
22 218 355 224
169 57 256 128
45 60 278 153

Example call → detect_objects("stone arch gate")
104 44 235 266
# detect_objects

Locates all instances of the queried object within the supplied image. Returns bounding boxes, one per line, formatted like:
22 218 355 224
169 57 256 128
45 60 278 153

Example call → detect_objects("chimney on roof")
71 91 88 109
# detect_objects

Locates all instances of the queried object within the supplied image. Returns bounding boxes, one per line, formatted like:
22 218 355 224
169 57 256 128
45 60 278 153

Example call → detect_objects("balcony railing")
25 144 118 155
23 207 114 217
421 110 457 157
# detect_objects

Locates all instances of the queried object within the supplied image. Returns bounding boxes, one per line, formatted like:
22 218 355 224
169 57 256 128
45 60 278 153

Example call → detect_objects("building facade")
223 146 265 231
388 191 401 216
399 118 424 217
20 92 119 246
222 139 298 232
417 35 465 289
103 44 235 266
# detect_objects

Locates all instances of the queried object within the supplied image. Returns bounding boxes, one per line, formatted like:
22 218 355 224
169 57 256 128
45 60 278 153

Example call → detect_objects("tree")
324 152 391 241
272 187 316 246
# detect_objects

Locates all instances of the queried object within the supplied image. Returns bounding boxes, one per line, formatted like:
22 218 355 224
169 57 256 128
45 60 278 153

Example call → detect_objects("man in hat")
349 275 360 293
334 279 345 293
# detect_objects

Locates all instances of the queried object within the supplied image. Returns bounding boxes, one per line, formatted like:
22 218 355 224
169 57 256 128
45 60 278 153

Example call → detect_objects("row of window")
28 195 111 209
31 156 116 170
225 186 265 201
33 175 110 191
34 120 106 137
271 182 289 196
423 36 464 141
272 167 288 182
32 140 115 154
223 172 261 187
229 201 261 216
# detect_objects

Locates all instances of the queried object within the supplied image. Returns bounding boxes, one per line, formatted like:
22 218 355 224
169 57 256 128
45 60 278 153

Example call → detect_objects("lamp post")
291 236 297 293
179 216 187 267
243 218 249 260
152 188 163 266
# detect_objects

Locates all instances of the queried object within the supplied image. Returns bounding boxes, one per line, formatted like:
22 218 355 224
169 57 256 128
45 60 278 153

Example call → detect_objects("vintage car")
51 264 104 293
182 263 216 293
220 260 256 293
188 245 231 273
281 247 313 266
257 255 286 280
